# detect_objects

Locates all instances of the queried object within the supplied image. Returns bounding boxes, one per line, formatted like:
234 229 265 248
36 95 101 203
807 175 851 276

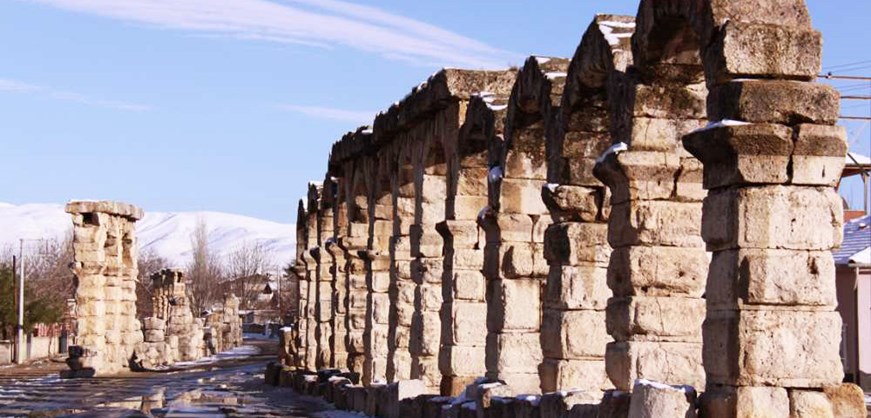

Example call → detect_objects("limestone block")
605 341 704 391
486 333 543 375
593 151 680 205
708 80 839 125
545 264 609 310
675 157 706 203
682 124 793 189
387 380 428 418
541 185 604 222
454 271 486 301
789 390 834 418
792 124 848 186
703 310 843 387
439 345 485 378
705 22 821 83
541 309 608 358
544 223 609 265
627 380 696 418
631 83 707 120
501 178 549 216
144 329 165 343
410 311 442 356
702 386 789 418
707 249 837 310
607 246 707 298
499 242 547 280
449 303 488 345
372 272 391 293
608 200 704 248
702 186 842 251
540 390 602 418
487 279 541 332
493 213 534 243
823 384 867 418
627 118 706 155
539 359 610 394
373 293 391 325
606 296 704 342
453 249 485 270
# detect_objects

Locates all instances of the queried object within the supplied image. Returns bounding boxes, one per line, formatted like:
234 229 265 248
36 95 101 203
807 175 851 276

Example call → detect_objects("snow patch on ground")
174 345 260 367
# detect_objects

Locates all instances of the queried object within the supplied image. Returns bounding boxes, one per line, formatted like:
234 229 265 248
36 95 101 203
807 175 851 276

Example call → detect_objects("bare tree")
186 218 225 315
226 241 274 310
135 248 169 319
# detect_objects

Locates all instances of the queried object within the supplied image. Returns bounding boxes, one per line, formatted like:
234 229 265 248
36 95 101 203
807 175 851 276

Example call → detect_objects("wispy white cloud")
21 0 517 69
0 77 151 111
276 104 374 124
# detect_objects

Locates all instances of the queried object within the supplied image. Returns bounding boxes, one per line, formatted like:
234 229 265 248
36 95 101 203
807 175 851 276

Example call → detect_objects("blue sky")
0 0 868 223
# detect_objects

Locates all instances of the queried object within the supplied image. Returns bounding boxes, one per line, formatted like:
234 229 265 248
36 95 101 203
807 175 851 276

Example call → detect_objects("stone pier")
437 92 509 396
65 201 144 376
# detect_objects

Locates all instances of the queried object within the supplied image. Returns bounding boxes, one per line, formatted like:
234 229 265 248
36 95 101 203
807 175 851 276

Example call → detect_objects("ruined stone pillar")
388 147 416 382
303 184 322 371
66 201 144 376
409 128 448 392
335 137 373 374
150 269 202 362
438 93 509 396
593 13 709 391
540 26 639 393
315 179 336 369
363 158 393 385
293 199 309 369
329 175 349 370
676 0 862 414
480 58 564 394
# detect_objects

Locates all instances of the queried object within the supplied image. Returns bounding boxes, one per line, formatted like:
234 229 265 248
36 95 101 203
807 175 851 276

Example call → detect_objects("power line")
824 60 871 71
819 74 871 81
839 116 871 121
842 95 871 100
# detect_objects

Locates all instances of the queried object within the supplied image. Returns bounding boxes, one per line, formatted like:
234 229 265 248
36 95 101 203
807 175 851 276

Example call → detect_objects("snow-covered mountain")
0 202 296 271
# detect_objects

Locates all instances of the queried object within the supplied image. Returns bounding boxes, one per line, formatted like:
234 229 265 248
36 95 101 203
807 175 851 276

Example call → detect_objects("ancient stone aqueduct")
277 1 869 416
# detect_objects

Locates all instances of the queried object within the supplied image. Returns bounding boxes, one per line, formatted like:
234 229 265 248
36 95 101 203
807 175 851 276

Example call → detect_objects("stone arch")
536 15 636 395
481 56 569 394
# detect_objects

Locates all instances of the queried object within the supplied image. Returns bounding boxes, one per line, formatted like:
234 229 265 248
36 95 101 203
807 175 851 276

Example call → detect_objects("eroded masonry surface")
280 1 866 417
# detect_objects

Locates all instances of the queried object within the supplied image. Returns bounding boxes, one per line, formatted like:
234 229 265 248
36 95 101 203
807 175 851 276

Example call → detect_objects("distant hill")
0 202 296 271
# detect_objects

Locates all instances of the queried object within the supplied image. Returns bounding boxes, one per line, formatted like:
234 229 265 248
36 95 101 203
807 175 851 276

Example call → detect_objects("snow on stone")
599 21 636 29
545 183 560 193
595 142 629 163
0 202 296 271
546 72 567 80
850 247 871 265
535 57 551 65
634 378 695 394
692 119 752 133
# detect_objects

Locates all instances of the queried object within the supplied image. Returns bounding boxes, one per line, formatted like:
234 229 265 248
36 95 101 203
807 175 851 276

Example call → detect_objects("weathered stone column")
315 178 336 369
409 124 448 391
539 19 638 393
151 269 203 362
329 174 349 370
331 129 374 374
481 58 560 394
293 199 309 369
389 145 416 382
593 11 709 391
438 92 509 396
363 156 394 385
66 201 144 376
304 184 321 371
676 0 863 414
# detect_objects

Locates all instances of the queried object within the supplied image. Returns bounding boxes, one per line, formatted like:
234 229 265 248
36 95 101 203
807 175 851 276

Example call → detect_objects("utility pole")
16 239 25 364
